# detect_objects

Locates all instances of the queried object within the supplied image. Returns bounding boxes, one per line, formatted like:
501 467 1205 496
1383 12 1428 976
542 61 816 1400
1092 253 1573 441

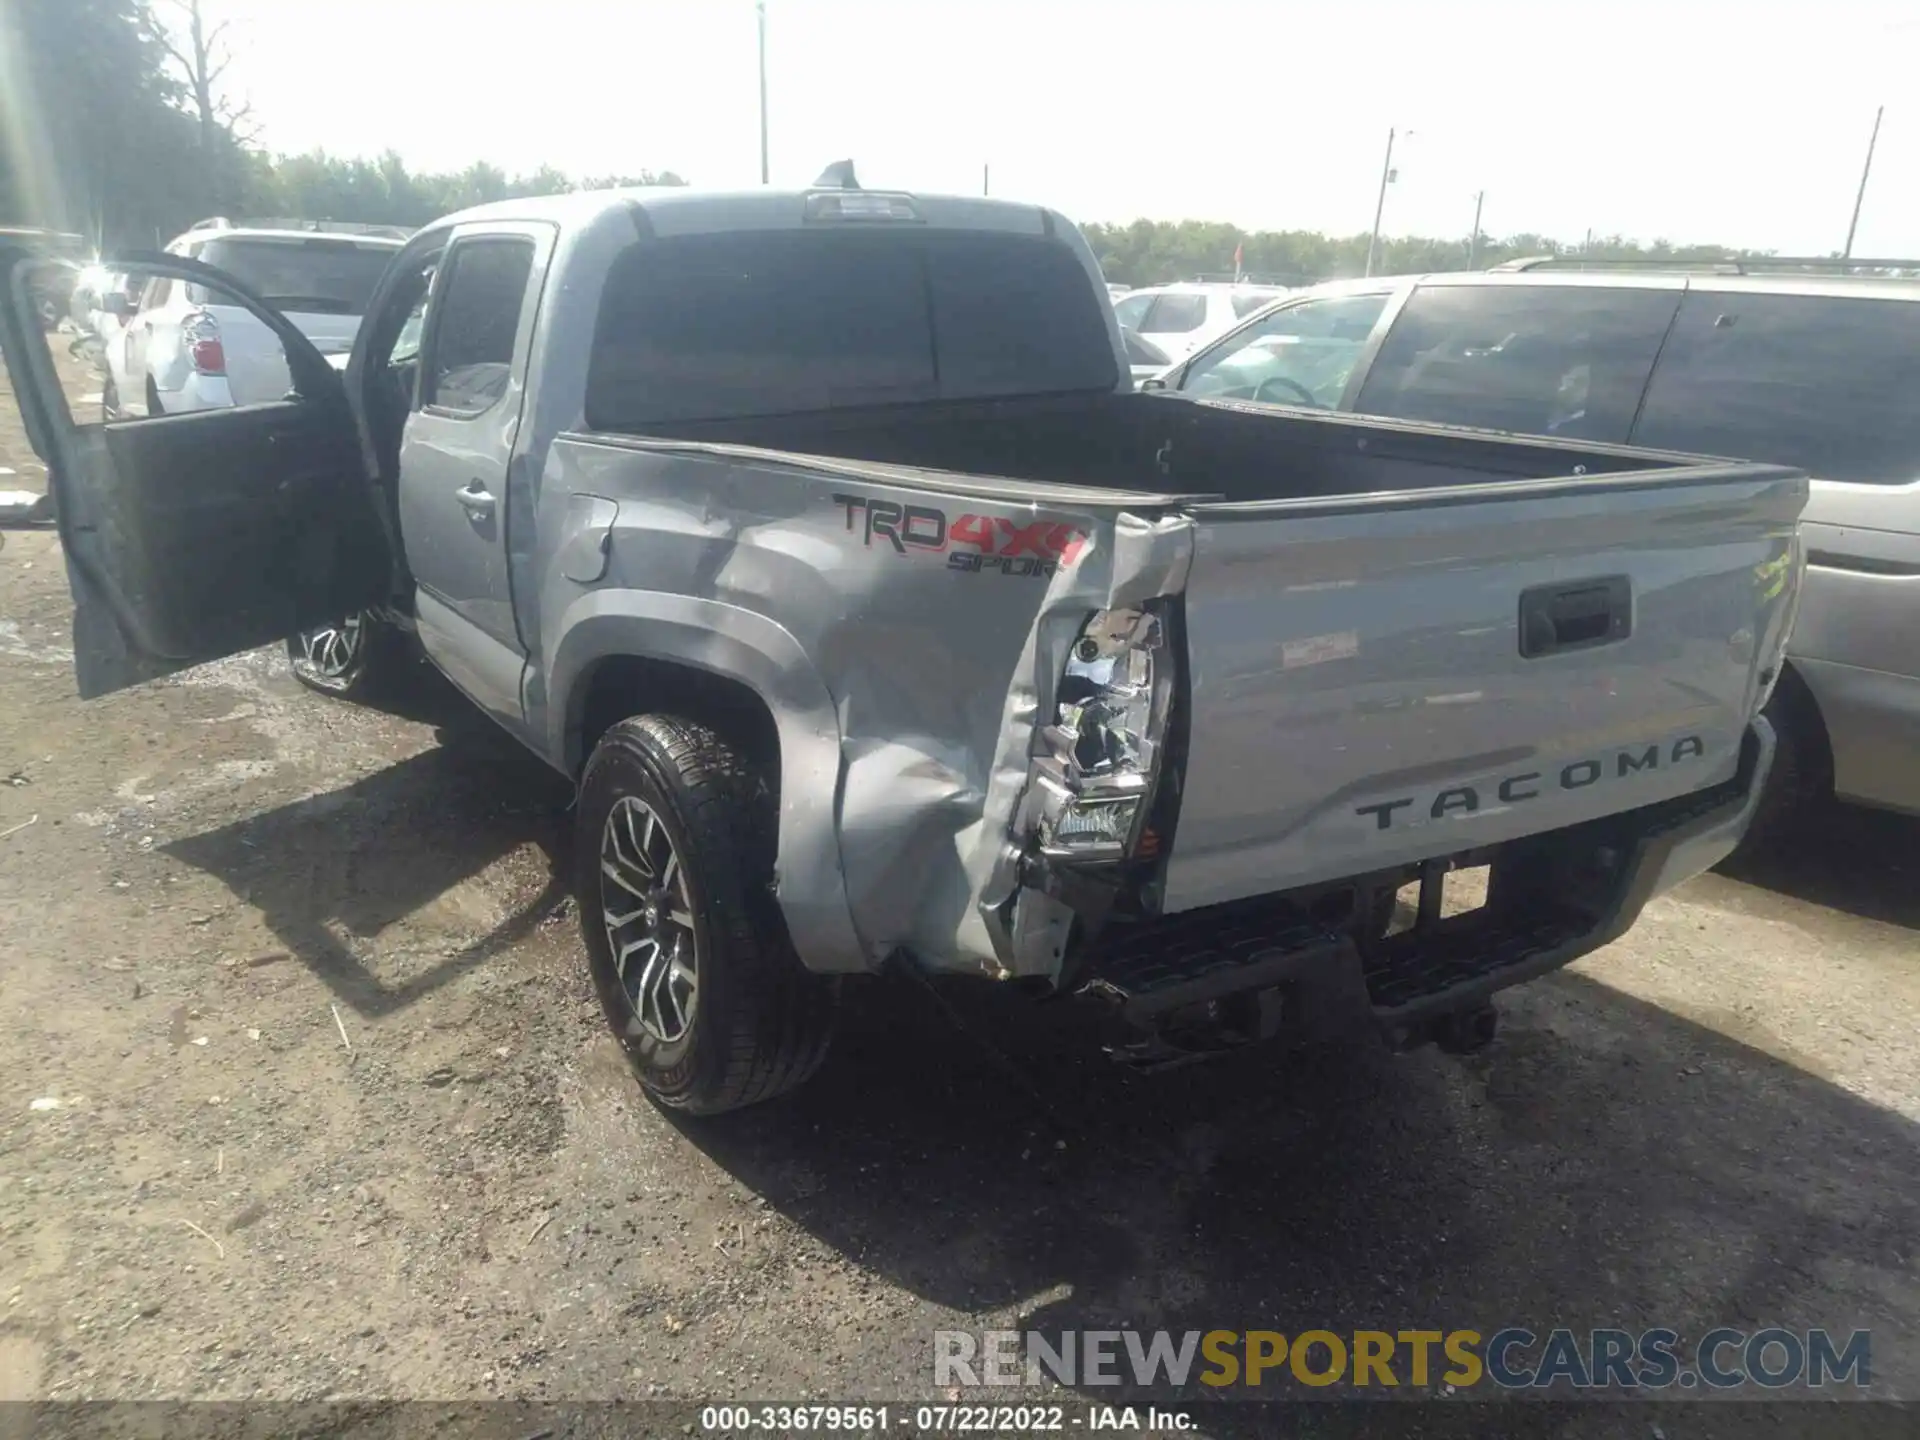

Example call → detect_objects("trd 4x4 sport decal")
831 493 1090 579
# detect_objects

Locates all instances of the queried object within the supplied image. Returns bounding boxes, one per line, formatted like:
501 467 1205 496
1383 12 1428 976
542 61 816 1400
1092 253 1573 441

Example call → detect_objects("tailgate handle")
1519 576 1631 658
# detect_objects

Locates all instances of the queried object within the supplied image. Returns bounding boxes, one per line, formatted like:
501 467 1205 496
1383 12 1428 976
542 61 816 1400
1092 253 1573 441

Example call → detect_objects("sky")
186 0 1920 255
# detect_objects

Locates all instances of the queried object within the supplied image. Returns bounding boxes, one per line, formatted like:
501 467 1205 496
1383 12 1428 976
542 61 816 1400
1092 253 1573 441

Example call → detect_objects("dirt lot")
1 343 1918 1434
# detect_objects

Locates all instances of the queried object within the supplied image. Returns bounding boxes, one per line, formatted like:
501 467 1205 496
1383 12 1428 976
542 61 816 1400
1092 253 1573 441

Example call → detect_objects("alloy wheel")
599 795 699 1043
294 614 364 680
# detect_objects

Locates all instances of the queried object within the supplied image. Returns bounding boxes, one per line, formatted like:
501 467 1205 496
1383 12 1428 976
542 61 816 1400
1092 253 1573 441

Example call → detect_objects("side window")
1354 284 1680 443
1632 292 1920 483
1142 294 1208 334
140 276 171 310
421 239 535 416
1180 292 1389 408
1231 292 1279 319
1113 293 1153 330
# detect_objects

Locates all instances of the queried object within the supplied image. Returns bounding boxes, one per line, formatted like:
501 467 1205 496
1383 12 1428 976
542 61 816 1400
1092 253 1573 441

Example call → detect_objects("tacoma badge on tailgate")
1355 735 1708 830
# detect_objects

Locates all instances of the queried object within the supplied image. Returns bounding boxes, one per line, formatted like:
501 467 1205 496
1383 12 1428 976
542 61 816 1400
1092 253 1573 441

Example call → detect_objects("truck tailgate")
1160 467 1806 913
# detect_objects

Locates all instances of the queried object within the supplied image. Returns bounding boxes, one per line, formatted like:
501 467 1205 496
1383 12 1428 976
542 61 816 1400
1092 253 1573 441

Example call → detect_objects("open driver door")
0 243 391 696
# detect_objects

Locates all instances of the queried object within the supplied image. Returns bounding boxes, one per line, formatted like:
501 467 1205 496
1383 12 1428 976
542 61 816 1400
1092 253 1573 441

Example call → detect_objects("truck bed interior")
629 391 1685 505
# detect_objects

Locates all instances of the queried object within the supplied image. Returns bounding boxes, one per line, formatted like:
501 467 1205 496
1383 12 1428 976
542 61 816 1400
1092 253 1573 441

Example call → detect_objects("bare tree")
157 0 254 148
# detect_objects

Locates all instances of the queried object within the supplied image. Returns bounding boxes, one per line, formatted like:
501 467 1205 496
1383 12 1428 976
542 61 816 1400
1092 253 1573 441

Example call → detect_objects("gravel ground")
1 340 1916 1437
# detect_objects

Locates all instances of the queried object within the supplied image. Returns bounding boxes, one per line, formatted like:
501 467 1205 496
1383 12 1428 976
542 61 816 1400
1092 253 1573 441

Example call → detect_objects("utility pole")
1468 190 1484 270
1364 127 1398 278
983 163 990 196
1843 105 1884 259
757 0 770 184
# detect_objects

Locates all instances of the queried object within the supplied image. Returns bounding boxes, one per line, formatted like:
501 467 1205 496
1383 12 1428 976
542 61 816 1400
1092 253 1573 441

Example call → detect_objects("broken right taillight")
1024 605 1174 863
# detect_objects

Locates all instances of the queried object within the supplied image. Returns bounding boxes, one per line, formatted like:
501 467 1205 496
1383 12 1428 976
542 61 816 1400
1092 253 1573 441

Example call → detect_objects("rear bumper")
1077 718 1775 1050
158 373 235 413
1637 715 1779 902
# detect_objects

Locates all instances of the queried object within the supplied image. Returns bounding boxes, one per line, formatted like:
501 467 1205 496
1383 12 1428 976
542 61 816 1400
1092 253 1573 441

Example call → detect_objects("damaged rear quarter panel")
537 434 1193 979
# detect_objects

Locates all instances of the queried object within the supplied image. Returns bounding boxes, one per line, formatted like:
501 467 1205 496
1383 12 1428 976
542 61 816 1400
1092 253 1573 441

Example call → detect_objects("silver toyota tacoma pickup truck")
0 176 1807 1113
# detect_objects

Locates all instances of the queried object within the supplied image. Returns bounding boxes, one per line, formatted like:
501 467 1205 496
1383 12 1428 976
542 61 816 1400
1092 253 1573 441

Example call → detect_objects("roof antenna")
814 159 860 190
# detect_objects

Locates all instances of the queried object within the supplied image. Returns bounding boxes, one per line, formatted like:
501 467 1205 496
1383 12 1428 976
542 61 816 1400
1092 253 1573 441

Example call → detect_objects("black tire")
576 714 837 1115
286 612 397 699
1724 669 1830 865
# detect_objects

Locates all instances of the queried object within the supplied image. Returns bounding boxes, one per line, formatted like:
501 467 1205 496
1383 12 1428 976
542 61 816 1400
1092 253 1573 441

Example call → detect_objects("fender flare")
545 590 869 973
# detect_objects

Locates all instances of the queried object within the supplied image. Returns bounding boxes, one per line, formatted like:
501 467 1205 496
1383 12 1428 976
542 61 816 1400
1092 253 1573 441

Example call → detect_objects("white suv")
1111 281 1291 362
106 219 406 416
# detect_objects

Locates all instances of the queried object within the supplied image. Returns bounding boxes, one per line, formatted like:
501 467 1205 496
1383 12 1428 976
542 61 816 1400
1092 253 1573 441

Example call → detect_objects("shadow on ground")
683 963 1918 1419
163 690 574 1017
1716 799 1920 931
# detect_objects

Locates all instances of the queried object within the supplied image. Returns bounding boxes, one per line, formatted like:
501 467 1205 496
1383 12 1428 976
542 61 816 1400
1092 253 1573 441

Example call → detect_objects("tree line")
5 0 1769 279
0 0 684 250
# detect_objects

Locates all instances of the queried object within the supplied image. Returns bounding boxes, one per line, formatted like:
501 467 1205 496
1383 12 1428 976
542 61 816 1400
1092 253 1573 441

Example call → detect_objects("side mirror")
103 293 133 320
1139 376 1168 393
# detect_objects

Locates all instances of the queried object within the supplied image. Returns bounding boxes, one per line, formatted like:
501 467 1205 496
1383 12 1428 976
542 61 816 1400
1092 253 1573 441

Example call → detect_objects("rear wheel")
576 714 837 1115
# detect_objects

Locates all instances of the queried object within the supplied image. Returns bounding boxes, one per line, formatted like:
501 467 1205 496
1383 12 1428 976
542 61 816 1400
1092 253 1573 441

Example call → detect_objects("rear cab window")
1355 282 1681 443
185 237 396 315
1140 293 1208 334
584 229 1118 428
1631 289 1920 483
1113 292 1153 330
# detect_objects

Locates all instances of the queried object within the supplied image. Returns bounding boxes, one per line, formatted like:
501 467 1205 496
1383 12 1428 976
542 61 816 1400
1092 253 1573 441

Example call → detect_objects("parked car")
1111 281 1291 361
1120 326 1172 386
1159 260 1919 845
54 268 136 423
0 183 1802 1115
105 218 406 416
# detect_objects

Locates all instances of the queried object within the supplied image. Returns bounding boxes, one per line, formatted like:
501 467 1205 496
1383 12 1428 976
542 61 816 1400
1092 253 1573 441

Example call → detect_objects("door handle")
455 480 495 517
1518 576 1632 658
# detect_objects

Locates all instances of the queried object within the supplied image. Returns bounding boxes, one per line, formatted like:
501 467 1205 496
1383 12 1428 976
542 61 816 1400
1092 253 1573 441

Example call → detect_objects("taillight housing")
1024 605 1174 862
182 310 225 375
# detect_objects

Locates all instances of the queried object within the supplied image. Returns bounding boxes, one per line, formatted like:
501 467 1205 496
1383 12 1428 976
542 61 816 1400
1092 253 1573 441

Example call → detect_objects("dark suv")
1161 259 1920 846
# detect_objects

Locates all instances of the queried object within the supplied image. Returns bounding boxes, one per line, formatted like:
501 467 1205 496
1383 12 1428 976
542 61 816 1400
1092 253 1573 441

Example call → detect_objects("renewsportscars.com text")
934 1327 1871 1392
